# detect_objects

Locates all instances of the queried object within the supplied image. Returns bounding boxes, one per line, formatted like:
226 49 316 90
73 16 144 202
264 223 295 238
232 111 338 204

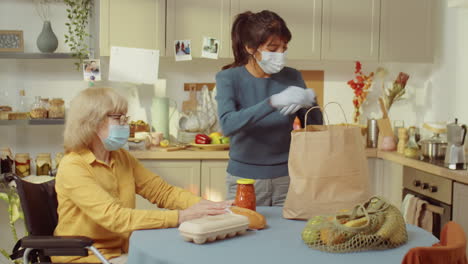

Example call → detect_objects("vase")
37 21 58 53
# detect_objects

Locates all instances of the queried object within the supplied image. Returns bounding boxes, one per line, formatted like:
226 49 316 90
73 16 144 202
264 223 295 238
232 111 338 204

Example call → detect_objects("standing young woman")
215 10 323 206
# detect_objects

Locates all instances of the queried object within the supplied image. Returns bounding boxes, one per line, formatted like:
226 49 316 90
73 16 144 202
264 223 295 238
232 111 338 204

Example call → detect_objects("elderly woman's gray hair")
64 87 128 153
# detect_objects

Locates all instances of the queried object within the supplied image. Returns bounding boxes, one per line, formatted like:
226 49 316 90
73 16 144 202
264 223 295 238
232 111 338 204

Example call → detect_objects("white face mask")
256 51 287 74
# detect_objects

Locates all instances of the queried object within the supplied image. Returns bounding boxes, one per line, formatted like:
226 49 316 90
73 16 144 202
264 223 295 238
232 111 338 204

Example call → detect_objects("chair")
6 174 111 264
402 221 468 264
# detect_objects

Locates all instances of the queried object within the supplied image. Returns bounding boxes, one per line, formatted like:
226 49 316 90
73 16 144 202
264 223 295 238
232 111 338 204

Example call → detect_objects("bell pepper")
195 134 211 144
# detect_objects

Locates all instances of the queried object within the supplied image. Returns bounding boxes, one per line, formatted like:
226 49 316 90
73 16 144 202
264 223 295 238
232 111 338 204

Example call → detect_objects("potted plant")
64 0 93 70
0 179 24 264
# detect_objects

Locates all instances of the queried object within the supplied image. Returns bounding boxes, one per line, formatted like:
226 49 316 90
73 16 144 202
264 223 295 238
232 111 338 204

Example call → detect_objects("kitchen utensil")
397 127 408 154
182 85 198 113
160 144 188 152
177 130 198 144
189 143 229 151
379 96 388 118
444 118 467 170
150 132 164 147
367 119 379 148
381 136 396 151
377 118 394 149
404 126 420 159
419 134 447 160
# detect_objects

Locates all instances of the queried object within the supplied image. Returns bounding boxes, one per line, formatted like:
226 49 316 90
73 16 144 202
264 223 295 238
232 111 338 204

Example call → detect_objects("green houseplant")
64 0 93 70
0 181 24 264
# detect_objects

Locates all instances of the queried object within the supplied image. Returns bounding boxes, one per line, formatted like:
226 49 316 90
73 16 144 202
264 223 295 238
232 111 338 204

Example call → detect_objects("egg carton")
179 213 249 244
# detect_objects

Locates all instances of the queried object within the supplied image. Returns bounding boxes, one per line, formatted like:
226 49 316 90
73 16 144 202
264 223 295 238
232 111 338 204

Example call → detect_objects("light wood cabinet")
99 0 166 56
139 160 201 196
230 0 322 60
166 0 231 58
453 182 468 256
380 0 434 62
201 160 228 201
321 0 380 61
372 159 403 208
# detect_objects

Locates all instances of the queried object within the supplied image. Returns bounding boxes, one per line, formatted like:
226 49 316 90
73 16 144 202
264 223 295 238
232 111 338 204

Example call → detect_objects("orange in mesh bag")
301 196 408 253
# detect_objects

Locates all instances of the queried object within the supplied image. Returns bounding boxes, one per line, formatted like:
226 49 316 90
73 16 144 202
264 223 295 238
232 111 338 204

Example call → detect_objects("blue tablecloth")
128 207 438 264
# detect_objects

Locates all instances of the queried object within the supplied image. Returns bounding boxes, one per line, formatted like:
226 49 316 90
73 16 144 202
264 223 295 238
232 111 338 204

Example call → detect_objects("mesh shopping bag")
301 196 408 253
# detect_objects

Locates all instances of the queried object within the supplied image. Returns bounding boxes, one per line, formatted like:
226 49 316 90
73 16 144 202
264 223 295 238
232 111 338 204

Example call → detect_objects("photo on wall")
82 59 101 81
174 40 192 61
201 37 219 59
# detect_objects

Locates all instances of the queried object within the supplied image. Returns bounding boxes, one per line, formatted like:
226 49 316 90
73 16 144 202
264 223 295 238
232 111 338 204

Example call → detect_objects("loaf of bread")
230 206 267 230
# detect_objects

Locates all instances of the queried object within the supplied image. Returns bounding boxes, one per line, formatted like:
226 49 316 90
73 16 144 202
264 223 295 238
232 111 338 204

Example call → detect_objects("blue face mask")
103 125 130 151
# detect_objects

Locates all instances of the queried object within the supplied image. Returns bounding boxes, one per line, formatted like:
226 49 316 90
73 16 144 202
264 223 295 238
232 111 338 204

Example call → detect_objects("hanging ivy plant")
64 0 92 70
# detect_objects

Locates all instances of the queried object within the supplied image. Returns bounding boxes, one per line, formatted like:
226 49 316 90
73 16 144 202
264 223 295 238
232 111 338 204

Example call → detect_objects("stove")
419 156 467 170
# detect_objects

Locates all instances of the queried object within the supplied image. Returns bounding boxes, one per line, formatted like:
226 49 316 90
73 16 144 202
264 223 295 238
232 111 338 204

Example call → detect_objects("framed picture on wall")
0 30 24 52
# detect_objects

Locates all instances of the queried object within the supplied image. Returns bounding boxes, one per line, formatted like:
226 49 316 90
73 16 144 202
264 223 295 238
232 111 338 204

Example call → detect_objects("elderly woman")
53 88 231 264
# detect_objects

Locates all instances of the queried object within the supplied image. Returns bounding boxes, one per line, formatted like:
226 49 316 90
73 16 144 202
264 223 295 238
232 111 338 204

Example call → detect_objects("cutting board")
300 70 324 107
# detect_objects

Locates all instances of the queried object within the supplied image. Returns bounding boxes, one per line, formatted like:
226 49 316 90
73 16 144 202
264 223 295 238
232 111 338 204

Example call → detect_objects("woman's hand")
178 199 234 225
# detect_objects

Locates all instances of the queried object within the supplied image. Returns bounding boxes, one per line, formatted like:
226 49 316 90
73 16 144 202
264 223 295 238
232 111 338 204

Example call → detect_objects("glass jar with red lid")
235 179 256 211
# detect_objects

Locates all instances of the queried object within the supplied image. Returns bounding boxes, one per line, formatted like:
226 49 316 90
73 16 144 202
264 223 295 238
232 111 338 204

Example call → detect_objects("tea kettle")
444 118 467 170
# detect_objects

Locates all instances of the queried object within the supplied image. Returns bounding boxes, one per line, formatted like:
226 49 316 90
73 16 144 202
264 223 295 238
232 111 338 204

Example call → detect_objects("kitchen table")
127 207 438 264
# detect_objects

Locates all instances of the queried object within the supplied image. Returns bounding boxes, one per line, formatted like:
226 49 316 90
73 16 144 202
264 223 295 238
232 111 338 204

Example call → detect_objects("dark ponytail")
222 10 292 70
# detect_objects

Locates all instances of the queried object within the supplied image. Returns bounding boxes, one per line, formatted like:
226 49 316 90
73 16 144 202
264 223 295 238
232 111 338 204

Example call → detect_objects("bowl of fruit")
189 132 230 150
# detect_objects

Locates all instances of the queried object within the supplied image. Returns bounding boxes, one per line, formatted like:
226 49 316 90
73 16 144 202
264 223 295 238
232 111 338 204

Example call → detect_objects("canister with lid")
235 179 256 211
0 147 14 174
36 153 52 176
15 153 31 177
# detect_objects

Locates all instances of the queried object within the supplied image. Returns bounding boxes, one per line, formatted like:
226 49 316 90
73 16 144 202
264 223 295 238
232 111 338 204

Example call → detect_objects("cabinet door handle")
413 180 421 187
430 185 438 193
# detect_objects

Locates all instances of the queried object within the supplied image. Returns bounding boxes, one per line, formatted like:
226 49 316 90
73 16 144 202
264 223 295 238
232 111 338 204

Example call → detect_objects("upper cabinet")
166 0 231 58
380 0 434 63
231 0 322 60
322 0 381 61
97 0 435 62
99 0 165 56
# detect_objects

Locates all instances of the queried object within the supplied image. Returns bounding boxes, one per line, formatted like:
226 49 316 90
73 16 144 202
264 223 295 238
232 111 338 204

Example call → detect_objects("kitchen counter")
375 151 468 185
131 148 229 160
130 147 468 184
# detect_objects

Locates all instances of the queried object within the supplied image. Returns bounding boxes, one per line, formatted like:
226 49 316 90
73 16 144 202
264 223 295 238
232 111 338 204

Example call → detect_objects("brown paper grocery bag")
283 106 371 220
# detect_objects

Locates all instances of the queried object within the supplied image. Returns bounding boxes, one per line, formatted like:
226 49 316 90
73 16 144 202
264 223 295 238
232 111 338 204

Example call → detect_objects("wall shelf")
0 53 74 59
0 119 65 126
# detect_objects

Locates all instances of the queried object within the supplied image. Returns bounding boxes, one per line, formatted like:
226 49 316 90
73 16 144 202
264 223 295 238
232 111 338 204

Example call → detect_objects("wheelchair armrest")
21 236 93 249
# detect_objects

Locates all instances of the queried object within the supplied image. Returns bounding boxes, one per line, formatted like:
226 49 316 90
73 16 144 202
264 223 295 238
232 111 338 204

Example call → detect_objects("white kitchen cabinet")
99 0 166 56
166 0 231 58
230 0 322 60
201 160 228 201
380 0 434 63
453 182 468 256
139 160 201 196
372 159 403 208
322 0 380 61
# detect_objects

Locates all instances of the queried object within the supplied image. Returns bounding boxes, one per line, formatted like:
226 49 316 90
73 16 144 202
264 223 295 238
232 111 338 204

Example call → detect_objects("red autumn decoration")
347 61 374 123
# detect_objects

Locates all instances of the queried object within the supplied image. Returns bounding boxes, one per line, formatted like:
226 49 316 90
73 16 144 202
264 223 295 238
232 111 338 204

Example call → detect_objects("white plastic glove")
304 88 316 105
280 104 302 116
270 86 312 109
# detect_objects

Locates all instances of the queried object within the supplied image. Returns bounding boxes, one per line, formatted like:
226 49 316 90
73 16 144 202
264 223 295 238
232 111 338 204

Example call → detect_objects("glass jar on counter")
15 153 30 177
235 179 256 211
404 127 420 159
40 97 50 118
48 98 65 119
36 153 52 176
30 96 48 119
0 147 14 174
